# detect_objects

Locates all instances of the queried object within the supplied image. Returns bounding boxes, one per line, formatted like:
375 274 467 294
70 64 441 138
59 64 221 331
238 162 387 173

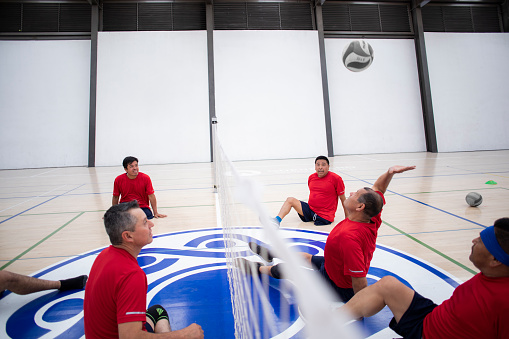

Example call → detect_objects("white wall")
213 30 328 161
4 32 509 170
325 38 426 155
425 33 509 152
95 31 210 166
0 40 91 169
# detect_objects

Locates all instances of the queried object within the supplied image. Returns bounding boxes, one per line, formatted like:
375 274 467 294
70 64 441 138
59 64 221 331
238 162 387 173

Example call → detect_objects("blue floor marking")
0 184 85 225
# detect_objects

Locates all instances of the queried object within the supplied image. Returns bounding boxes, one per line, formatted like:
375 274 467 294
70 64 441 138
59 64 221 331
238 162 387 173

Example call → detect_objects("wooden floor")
1 150 508 284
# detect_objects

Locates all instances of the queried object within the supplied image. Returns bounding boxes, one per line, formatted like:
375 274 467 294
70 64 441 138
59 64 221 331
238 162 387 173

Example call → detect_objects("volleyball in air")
342 40 374 72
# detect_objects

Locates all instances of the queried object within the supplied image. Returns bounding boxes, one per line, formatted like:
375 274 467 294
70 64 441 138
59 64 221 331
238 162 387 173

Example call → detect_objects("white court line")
29 168 61 178
352 155 382 161
0 185 66 213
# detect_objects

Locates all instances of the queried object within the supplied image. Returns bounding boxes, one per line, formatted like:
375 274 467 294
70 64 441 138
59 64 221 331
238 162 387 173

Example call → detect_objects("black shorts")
298 202 332 226
141 207 154 220
310 256 355 302
389 291 438 339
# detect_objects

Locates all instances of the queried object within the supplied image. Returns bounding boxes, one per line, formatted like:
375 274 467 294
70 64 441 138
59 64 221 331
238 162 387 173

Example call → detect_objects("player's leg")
0 271 58 294
0 271 87 295
146 304 171 333
344 276 414 322
277 197 304 221
141 207 154 220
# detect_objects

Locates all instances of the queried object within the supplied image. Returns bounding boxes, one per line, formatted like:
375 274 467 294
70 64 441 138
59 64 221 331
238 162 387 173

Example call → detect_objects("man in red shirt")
244 165 416 302
275 156 347 226
84 201 203 339
113 156 167 220
344 217 509 339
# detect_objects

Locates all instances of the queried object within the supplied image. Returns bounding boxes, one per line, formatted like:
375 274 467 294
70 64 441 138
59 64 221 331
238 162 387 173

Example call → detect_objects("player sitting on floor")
343 217 509 339
274 156 347 226
112 156 167 220
240 165 416 302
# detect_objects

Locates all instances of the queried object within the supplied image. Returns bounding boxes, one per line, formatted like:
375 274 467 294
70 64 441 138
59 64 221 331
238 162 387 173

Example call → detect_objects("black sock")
59 275 88 291
270 264 288 279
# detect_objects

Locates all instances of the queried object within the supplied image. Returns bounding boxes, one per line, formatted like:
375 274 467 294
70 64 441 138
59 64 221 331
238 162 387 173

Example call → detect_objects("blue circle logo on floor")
0 228 461 338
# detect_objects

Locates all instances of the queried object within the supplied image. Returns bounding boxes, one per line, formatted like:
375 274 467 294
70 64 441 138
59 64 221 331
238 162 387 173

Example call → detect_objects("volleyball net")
212 123 363 339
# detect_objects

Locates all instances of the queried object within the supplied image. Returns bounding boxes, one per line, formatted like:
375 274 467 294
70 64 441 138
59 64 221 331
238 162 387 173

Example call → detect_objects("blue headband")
480 226 509 267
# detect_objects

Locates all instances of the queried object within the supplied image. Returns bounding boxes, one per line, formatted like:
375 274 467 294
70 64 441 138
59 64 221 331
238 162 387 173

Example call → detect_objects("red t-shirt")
423 273 509 339
324 191 384 289
308 171 345 222
84 246 148 339
113 172 154 209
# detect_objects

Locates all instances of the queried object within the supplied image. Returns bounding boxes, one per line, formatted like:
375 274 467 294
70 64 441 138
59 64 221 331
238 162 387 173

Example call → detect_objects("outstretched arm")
372 166 416 194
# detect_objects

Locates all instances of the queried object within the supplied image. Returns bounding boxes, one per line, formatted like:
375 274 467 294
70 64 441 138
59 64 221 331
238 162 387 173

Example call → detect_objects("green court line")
0 212 85 270
383 220 477 275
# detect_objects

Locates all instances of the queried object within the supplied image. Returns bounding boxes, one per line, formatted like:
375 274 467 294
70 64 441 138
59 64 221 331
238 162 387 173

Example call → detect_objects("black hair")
358 187 383 218
494 217 509 255
123 156 138 169
103 200 139 245
315 156 329 165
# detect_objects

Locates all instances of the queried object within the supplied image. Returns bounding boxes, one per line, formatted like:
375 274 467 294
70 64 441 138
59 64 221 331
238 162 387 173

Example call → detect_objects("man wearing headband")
343 217 509 339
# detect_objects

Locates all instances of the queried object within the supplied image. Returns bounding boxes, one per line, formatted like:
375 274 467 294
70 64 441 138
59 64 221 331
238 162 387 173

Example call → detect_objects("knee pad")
146 304 169 326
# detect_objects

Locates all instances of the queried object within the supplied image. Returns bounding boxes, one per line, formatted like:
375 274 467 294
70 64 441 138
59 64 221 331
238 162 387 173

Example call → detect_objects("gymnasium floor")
0 150 508 338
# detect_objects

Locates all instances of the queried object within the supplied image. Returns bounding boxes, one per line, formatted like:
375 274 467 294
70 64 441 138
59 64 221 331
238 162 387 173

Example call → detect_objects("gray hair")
103 200 139 245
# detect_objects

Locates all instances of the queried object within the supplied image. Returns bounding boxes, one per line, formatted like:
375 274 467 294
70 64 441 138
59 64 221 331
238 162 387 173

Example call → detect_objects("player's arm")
351 276 368 294
118 322 203 339
148 194 167 218
113 177 121 206
112 195 120 205
372 166 416 194
339 194 348 218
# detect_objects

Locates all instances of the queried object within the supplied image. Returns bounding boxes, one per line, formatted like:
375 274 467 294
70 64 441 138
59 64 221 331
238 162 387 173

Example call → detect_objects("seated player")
112 156 167 220
274 156 347 226
241 165 416 302
84 201 203 339
343 217 509 339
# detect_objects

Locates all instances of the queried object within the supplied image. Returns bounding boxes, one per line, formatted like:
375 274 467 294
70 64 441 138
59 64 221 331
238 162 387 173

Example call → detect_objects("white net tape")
213 123 362 339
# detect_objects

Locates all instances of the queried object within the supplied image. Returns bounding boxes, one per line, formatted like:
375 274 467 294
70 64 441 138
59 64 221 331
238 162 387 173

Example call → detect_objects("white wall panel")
425 33 509 152
326 38 426 155
0 40 90 169
214 30 328 161
95 31 210 166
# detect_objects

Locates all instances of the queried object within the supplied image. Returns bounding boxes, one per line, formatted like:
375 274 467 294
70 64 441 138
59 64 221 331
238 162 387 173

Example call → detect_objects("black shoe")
234 258 262 276
248 241 274 263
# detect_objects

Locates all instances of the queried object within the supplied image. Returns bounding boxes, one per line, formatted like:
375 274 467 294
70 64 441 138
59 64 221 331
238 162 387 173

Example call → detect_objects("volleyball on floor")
466 192 483 207
342 40 374 72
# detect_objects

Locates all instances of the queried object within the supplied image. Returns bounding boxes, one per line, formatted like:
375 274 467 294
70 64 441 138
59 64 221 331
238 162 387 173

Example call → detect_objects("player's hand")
179 323 204 339
154 213 167 218
388 165 416 174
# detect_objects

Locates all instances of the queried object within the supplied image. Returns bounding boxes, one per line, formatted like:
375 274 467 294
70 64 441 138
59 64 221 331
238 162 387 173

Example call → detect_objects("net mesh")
213 123 363 339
